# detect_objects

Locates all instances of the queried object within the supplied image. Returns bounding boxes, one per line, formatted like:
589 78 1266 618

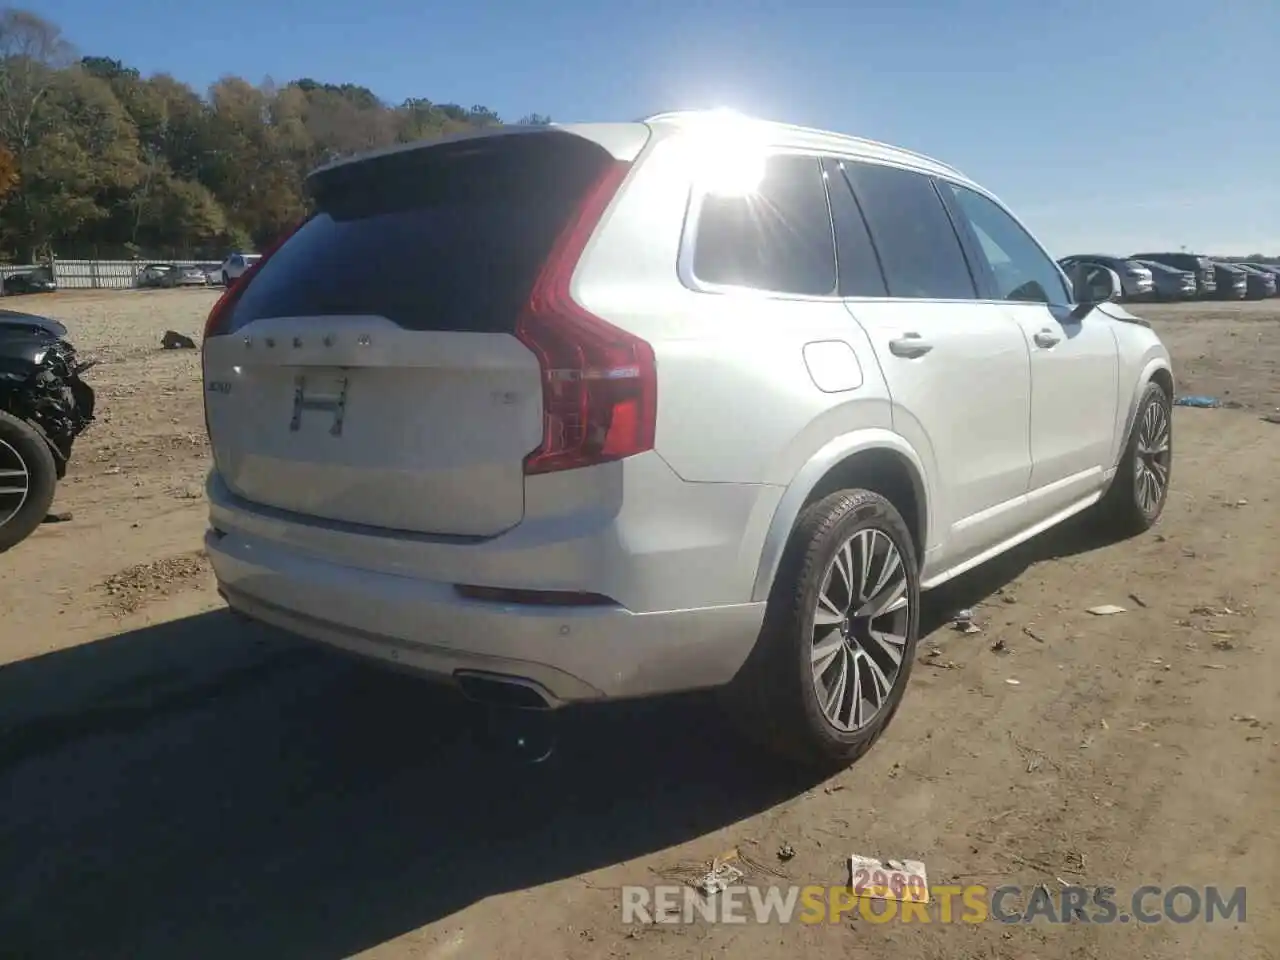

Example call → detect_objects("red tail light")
202 218 310 341
515 161 657 475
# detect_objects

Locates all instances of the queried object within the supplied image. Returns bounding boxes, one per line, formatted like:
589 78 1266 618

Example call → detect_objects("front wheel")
1094 381 1172 536
221 272 230 287
0 410 59 553
723 489 921 770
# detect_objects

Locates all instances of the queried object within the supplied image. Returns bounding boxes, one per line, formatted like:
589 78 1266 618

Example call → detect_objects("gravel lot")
1 290 1276 960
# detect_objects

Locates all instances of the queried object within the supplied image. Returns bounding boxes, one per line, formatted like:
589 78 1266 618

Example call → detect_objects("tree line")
0 7 551 263
1 8 1273 267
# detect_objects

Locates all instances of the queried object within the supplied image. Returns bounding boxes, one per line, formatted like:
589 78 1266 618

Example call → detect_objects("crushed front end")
0 311 96 476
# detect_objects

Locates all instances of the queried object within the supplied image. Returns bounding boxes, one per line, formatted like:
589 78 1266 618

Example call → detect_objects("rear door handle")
1034 329 1061 348
888 332 934 358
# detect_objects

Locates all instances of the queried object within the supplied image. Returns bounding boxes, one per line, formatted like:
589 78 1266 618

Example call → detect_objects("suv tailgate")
202 130 625 537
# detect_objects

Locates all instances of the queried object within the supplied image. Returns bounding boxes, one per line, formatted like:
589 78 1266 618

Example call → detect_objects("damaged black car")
0 309 96 552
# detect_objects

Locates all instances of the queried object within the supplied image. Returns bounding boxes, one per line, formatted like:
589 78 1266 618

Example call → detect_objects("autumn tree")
0 7 550 259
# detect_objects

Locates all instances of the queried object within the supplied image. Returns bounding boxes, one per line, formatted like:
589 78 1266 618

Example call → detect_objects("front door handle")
888 332 934 358
1034 329 1061 348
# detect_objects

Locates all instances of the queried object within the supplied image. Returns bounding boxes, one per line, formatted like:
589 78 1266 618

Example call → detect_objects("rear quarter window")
689 154 837 296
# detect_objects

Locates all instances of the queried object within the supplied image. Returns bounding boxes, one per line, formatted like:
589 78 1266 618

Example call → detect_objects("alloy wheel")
1134 398 1171 515
0 437 30 529
810 528 911 732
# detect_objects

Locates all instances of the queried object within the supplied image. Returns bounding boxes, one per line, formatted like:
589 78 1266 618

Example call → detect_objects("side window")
691 154 836 296
942 183 1071 305
842 161 977 300
820 158 887 297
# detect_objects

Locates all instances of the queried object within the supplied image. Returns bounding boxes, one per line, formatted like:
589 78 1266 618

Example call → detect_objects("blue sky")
41 0 1279 254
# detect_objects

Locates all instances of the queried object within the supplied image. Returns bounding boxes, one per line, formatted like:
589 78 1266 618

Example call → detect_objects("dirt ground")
0 290 1276 960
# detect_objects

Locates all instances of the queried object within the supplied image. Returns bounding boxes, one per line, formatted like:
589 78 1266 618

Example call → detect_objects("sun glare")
681 109 768 197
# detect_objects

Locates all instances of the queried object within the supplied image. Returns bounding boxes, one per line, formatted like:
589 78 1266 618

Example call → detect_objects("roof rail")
639 109 956 174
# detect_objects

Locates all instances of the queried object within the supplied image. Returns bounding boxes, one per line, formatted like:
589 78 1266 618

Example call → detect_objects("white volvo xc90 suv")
201 110 1173 768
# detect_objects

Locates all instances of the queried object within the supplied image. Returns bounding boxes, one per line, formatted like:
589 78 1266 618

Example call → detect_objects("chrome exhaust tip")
455 672 559 765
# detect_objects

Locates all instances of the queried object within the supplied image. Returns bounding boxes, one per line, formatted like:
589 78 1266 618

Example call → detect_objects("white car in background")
214 252 261 286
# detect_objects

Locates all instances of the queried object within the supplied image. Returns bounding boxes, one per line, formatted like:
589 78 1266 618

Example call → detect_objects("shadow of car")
0 510 1137 959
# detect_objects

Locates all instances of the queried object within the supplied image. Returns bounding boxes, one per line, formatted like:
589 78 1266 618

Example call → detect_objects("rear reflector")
454 585 619 607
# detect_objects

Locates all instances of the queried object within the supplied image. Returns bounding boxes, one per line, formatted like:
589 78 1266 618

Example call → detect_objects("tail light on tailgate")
515 161 657 475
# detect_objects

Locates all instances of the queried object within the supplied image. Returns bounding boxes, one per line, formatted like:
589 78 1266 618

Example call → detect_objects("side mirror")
1069 264 1120 310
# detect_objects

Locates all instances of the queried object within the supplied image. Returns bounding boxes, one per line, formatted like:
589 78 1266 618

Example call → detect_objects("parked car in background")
1130 252 1217 298
1209 262 1248 299
0 309 96 552
136 264 174 288
1230 263 1277 299
1057 255 1153 301
201 111 1176 769
2 267 57 295
1131 259 1198 300
136 263 210 289
1242 263 1280 286
215 253 261 286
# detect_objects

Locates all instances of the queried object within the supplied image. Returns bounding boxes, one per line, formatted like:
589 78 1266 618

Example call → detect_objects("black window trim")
933 177 999 301
935 177 1076 307
835 157 982 303
677 149 841 300
821 156 890 299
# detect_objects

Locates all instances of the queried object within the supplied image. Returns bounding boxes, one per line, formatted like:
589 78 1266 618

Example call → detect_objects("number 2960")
849 857 929 903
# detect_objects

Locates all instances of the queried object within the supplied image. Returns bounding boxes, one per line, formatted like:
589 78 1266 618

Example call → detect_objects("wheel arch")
1115 355 1174 470
751 431 930 602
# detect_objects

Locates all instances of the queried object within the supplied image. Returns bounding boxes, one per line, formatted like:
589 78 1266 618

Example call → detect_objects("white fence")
0 259 222 291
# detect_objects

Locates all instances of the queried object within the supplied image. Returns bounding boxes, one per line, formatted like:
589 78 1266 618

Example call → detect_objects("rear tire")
723 489 921 770
1092 380 1172 537
0 410 58 553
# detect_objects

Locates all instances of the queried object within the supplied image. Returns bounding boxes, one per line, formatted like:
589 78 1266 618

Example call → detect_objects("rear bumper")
206 526 765 705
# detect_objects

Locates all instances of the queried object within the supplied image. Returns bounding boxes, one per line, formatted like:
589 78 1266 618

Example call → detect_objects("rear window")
228 132 616 333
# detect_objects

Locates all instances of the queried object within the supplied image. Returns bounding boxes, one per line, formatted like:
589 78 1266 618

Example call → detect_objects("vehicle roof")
308 110 972 188
640 110 968 182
